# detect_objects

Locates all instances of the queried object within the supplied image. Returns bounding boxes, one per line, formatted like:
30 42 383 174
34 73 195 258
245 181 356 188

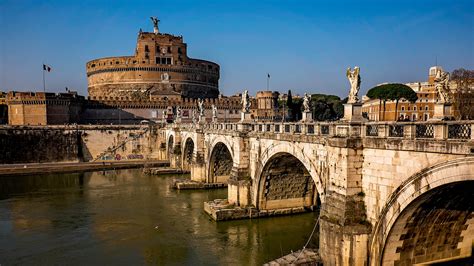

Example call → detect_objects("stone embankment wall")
0 127 80 164
0 125 160 164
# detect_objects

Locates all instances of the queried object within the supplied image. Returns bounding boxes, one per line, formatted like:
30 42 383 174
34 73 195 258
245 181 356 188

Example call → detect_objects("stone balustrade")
168 120 474 141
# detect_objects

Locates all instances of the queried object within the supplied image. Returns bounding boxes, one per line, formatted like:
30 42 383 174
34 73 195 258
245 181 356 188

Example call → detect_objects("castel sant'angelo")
86 17 220 100
3 18 281 125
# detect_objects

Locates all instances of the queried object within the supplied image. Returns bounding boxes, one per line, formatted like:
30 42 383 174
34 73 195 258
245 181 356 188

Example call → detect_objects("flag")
43 64 52 72
267 73 270 78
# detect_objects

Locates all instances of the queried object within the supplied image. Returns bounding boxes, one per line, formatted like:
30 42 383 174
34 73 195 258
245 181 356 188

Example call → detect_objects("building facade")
86 22 220 100
0 92 7 124
363 66 444 121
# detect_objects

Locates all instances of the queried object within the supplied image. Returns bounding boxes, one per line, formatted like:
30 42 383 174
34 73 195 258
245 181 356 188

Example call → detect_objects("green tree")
367 83 417 121
292 98 303 121
286 90 293 121
310 94 344 121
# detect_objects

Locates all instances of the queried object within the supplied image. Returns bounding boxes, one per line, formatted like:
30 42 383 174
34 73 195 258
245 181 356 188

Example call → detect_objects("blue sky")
0 0 473 98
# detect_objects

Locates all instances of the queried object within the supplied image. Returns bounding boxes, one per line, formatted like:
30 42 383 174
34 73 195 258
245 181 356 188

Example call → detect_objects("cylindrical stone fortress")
86 30 219 100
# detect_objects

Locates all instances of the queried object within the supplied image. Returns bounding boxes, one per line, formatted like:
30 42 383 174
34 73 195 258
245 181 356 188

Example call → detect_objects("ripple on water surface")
0 169 318 265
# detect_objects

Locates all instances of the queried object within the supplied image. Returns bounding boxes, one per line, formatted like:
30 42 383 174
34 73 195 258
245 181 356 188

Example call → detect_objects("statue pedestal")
431 103 453 120
301 111 313 122
198 115 206 124
240 112 252 122
342 103 366 121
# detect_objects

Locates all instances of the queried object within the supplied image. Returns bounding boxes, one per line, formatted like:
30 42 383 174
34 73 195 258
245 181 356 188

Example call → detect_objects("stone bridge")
157 120 474 266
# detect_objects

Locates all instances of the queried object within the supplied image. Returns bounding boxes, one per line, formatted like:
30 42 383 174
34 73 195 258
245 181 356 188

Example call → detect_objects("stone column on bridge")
431 68 454 120
227 135 251 207
319 141 371 266
157 130 168 161
342 102 366 121
168 127 182 169
432 103 453 120
212 104 218 123
189 129 207 182
240 89 252 122
301 93 313 122
343 66 367 122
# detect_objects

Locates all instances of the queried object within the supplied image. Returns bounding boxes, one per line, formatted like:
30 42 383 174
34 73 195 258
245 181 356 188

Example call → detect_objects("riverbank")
0 160 169 176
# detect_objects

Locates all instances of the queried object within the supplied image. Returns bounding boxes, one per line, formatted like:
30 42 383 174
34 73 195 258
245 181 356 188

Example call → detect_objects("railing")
168 121 474 141
448 124 471 140
389 125 404 137
415 124 434 138
366 124 379 137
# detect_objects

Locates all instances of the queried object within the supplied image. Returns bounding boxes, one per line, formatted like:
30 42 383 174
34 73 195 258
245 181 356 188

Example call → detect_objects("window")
178 47 182 54
156 57 172 65
145 45 149 52
425 106 428 111
414 106 417 111
167 47 171 53
401 106 405 111
424 113 429 121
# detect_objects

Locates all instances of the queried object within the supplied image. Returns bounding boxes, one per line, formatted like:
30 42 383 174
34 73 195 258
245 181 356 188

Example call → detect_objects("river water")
0 169 318 265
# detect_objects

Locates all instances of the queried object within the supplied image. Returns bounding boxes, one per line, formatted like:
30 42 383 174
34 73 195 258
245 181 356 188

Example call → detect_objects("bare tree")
451 68 474 120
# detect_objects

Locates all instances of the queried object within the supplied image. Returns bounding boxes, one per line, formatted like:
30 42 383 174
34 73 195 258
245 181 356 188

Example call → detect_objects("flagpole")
42 64 46 92
267 74 269 91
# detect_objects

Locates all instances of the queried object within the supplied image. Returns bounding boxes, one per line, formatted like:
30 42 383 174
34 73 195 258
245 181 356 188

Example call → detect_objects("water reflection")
0 169 318 265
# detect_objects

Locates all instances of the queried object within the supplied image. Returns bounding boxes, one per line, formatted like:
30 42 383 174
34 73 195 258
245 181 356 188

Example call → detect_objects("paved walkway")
0 160 169 176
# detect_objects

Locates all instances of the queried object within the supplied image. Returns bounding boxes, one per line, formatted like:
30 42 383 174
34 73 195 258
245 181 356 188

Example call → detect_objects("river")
0 169 318 265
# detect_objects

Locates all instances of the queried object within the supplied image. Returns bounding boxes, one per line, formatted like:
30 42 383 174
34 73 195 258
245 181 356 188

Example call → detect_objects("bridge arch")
208 136 234 183
182 137 194 171
255 142 325 208
256 152 320 210
370 157 474 266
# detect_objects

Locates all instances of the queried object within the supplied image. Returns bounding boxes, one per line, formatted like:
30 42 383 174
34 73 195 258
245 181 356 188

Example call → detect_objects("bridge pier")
318 141 371 266
228 171 251 207
190 130 206 182
319 193 371 266
168 131 181 169
227 134 251 206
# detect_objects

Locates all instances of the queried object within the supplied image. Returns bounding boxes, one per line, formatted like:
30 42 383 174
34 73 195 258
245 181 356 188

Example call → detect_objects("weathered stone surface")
160 121 474 265
0 125 160 164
